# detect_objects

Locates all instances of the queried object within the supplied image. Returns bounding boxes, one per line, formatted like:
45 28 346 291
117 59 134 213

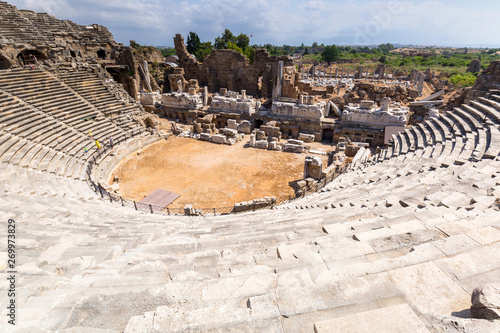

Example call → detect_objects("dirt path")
110 136 313 208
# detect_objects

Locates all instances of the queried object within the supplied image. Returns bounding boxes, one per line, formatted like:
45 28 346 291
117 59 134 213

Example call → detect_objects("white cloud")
5 0 500 46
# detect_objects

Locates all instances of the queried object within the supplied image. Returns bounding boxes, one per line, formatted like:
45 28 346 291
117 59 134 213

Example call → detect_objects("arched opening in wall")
97 50 106 59
16 49 47 66
254 119 264 130
0 54 12 69
105 65 136 99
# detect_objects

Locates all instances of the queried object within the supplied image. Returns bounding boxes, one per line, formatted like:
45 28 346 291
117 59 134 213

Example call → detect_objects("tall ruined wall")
0 1 166 100
469 61 500 99
0 1 115 64
173 34 294 98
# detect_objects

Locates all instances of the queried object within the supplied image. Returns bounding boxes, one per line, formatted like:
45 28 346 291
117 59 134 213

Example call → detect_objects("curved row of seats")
55 68 146 134
0 0 114 46
376 91 500 165
0 77 498 332
0 67 156 199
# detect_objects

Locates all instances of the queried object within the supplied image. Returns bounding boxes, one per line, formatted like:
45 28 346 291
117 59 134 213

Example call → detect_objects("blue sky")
7 0 500 47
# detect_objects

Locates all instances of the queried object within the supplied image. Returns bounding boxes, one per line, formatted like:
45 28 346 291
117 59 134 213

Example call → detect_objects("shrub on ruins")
321 45 340 65
450 72 477 87
227 42 243 54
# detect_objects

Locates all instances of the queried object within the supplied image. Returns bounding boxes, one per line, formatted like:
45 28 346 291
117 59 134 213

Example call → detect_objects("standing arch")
16 49 47 66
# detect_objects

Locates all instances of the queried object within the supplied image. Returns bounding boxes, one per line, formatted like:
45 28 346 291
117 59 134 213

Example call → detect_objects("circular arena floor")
110 136 306 208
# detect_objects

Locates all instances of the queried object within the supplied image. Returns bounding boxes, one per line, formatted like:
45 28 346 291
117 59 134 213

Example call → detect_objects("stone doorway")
322 129 334 142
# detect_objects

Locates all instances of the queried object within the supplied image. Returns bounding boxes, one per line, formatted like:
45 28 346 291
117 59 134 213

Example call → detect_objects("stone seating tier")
0 62 499 331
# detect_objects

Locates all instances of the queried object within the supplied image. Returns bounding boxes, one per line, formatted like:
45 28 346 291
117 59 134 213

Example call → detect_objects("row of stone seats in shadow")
54 68 145 131
0 67 154 199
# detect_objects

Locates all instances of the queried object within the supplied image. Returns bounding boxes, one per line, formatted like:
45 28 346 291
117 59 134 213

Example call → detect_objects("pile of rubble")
344 82 420 105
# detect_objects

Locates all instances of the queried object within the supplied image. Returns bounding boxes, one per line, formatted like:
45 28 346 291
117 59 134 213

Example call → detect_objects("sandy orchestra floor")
110 136 310 208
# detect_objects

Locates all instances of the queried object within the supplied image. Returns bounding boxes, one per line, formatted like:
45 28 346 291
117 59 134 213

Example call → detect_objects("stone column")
335 68 338 79
177 79 183 93
417 74 425 95
312 66 315 80
341 67 344 79
241 90 246 99
365 67 369 81
347 67 351 79
249 133 256 147
381 97 390 111
358 66 363 80
203 86 208 106
379 66 385 81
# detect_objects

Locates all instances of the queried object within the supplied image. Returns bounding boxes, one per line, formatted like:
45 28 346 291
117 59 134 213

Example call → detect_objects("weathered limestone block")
255 140 269 149
471 284 500 320
298 133 315 143
304 155 323 180
227 119 238 130
141 92 161 105
223 128 238 137
184 204 195 216
211 134 227 144
233 196 276 212
360 100 375 109
162 92 203 110
342 102 409 128
284 144 304 153
237 120 251 134
209 92 257 115
268 141 277 150
255 130 266 141
271 100 326 119
249 134 256 147
287 139 304 146
199 133 212 141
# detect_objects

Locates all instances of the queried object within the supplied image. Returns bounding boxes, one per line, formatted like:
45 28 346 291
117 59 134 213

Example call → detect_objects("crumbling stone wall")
173 34 294 98
468 60 500 99
343 82 419 107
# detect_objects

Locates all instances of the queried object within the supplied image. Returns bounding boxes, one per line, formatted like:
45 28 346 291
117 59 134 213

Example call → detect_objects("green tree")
215 29 236 49
235 33 250 50
376 43 394 54
303 47 309 55
186 32 201 54
194 42 213 62
312 42 318 49
321 45 340 64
